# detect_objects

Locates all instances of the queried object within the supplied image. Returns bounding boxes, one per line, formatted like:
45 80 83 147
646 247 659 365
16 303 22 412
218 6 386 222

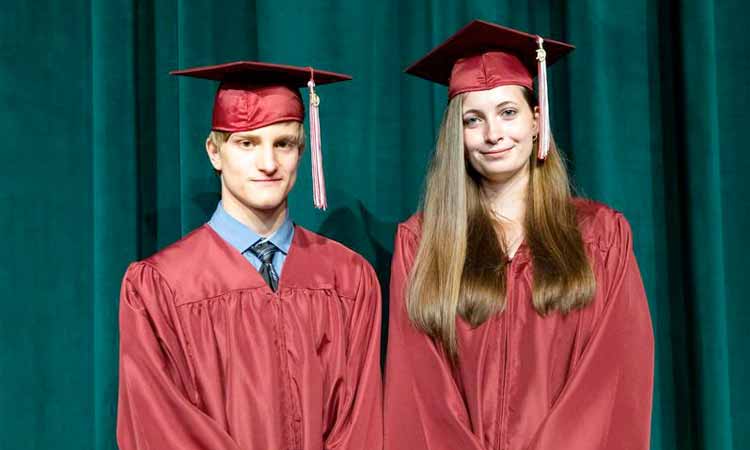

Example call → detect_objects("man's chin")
222 187 289 216
242 198 286 214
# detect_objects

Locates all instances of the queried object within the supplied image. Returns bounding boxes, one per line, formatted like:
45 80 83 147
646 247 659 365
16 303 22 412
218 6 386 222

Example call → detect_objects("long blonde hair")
407 89 596 360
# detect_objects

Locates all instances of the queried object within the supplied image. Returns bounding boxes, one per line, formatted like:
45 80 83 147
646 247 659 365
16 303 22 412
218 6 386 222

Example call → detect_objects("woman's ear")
205 137 222 172
533 105 540 134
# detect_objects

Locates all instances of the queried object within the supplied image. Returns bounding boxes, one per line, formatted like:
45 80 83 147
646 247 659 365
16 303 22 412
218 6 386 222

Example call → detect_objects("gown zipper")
272 288 303 450
497 261 515 450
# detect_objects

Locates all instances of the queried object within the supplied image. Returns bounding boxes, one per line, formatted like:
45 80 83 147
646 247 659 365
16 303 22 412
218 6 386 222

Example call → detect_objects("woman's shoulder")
571 197 632 249
392 213 425 259
571 197 621 221
397 199 633 249
398 212 423 238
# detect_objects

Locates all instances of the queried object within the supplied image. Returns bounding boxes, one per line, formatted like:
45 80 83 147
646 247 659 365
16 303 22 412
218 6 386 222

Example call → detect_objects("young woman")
384 20 654 450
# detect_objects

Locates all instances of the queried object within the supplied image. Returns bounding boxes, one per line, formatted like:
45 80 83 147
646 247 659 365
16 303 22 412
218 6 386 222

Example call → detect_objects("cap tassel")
536 36 550 160
307 69 327 210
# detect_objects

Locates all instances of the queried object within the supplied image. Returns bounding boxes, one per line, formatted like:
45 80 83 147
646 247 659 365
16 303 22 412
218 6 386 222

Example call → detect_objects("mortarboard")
405 20 574 160
171 61 352 210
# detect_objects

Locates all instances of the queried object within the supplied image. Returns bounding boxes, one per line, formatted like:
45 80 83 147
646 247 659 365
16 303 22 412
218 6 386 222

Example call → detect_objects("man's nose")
256 145 278 174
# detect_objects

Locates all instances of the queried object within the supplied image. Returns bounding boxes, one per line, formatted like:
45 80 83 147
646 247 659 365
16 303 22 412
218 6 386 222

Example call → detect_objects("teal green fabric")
1 1 747 449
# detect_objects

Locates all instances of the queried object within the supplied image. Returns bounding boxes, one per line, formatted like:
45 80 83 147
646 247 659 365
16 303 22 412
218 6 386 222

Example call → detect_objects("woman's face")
462 85 538 185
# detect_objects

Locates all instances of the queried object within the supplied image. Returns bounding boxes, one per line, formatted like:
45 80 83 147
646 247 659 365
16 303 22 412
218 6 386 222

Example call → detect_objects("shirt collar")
208 202 294 255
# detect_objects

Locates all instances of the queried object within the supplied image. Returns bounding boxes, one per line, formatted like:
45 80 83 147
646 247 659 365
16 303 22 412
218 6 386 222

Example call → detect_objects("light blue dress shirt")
207 202 295 278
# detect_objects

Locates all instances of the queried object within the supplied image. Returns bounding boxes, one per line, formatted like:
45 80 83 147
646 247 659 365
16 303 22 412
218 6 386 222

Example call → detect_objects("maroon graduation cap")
405 20 574 160
171 61 352 210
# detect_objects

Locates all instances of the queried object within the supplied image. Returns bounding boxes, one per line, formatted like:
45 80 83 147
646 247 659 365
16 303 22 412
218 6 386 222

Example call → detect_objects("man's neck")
221 195 288 238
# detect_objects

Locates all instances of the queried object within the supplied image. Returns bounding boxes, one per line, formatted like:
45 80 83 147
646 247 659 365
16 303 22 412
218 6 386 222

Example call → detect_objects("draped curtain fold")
0 0 747 449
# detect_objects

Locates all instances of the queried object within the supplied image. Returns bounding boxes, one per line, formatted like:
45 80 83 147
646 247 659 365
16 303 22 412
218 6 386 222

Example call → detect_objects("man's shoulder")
128 224 268 304
294 225 371 267
141 225 215 274
291 226 377 298
135 224 238 297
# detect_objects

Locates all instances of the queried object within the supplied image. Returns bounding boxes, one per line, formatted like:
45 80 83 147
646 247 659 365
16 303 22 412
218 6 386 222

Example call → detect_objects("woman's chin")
476 161 530 185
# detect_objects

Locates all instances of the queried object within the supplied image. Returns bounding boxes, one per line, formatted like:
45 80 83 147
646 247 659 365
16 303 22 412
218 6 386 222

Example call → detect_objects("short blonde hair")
206 121 306 150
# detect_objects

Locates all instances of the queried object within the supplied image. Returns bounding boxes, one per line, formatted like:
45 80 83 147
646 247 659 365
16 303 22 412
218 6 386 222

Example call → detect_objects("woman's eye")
276 140 290 148
500 109 518 118
463 116 481 127
239 140 253 147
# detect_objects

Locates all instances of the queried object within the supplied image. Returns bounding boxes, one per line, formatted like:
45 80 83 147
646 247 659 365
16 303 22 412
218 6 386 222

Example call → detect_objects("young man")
117 62 383 450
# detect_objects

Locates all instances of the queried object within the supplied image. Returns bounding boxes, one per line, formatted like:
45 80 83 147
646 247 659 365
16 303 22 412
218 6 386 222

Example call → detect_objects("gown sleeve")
524 213 654 450
384 224 487 450
117 262 242 450
323 260 383 450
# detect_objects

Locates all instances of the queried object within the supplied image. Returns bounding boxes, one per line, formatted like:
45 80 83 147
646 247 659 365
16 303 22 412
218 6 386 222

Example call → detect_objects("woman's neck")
481 166 530 227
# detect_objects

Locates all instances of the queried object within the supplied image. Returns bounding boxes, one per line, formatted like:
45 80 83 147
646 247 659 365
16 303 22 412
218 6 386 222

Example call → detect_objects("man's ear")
298 123 306 155
205 137 222 172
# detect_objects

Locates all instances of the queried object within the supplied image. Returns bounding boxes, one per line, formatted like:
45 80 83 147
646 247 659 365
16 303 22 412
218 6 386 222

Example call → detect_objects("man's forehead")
230 123 301 138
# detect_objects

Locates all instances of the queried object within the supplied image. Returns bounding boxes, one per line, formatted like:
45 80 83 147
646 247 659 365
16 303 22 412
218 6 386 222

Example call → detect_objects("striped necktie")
248 240 280 291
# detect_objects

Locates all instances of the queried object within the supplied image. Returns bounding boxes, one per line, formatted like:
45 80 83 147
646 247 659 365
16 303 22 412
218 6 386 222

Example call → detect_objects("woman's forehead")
462 85 526 110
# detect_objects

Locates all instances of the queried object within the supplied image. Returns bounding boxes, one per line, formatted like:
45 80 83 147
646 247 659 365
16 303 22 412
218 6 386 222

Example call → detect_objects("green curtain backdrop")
0 0 747 449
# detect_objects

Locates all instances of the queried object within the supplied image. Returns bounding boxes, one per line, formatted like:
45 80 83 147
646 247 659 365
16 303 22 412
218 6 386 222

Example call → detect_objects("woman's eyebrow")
462 109 485 116
463 101 517 115
495 101 517 109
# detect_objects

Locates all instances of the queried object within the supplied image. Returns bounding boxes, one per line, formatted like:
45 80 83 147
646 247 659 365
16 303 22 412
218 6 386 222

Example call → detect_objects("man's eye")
239 140 253 147
277 140 297 149
501 109 518 118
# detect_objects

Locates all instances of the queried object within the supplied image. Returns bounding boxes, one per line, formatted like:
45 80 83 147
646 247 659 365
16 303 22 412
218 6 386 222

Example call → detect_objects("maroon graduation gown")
117 224 383 450
384 199 654 450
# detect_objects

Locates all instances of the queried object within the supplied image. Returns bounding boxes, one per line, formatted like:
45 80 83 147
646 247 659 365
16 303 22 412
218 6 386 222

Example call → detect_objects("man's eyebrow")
230 132 261 140
274 134 300 142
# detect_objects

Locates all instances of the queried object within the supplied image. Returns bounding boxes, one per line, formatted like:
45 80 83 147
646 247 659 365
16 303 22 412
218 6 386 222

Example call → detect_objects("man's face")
206 121 303 216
